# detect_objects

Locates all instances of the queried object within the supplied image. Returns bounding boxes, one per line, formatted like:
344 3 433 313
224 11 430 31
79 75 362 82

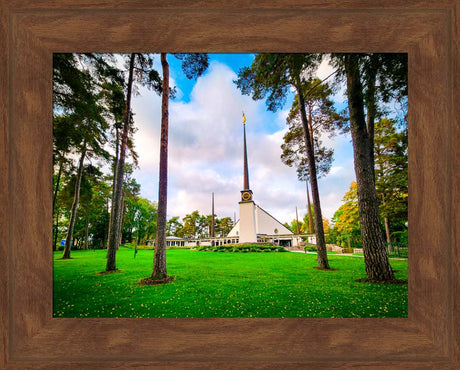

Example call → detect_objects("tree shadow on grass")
139 276 175 286
96 270 123 275
355 278 407 284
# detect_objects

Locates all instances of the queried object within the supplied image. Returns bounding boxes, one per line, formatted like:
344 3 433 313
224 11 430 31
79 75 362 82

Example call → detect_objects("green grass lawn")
53 247 408 318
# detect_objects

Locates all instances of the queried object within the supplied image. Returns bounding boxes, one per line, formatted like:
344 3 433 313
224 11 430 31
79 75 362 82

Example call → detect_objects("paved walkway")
289 250 362 257
289 250 407 260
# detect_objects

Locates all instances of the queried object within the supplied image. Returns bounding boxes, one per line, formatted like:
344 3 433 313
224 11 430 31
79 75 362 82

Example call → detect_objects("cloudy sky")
128 54 356 225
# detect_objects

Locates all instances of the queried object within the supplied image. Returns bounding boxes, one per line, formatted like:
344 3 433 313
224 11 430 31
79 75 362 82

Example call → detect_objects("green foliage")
127 197 158 245
304 245 317 252
288 219 303 234
173 53 209 80
122 243 153 250
197 244 287 253
167 212 235 239
374 118 408 230
332 182 362 247
391 229 408 247
54 248 408 318
281 79 347 182
236 53 322 112
166 216 184 237
181 210 206 239
330 118 408 248
122 242 137 249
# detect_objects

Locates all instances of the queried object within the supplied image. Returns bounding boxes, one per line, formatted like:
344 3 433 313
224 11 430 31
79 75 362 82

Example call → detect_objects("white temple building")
157 114 303 248
221 113 300 247
227 204 299 247
193 114 301 248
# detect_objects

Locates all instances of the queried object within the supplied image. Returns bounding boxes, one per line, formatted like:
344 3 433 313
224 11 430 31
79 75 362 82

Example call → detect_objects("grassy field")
53 247 408 318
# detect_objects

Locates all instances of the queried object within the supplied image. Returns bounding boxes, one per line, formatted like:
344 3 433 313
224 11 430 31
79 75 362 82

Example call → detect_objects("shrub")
197 243 288 253
304 245 317 252
122 243 154 250
123 242 137 249
392 230 408 247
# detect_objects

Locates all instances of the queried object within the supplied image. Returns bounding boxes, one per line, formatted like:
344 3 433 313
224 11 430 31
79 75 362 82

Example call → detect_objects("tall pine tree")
236 53 331 269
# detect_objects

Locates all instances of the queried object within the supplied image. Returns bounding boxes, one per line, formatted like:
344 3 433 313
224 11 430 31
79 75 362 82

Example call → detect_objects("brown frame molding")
1 1 458 368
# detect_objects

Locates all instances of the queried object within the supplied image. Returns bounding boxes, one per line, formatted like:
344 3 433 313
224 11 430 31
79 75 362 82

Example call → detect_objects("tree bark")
106 125 119 257
306 174 314 235
53 209 60 252
84 215 89 250
53 160 63 214
344 54 394 282
117 191 125 248
103 197 109 249
365 56 378 183
151 52 169 280
384 217 391 244
297 82 330 269
62 148 86 259
52 160 63 251
306 105 316 235
106 53 135 271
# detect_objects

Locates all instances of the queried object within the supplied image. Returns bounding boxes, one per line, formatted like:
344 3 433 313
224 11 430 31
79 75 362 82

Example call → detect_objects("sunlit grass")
53 247 407 318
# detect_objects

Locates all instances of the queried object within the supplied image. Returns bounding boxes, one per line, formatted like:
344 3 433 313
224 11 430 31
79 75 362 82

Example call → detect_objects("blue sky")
129 54 356 224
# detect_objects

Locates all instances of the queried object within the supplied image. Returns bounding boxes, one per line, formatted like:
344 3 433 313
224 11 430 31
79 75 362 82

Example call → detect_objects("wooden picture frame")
1 0 457 367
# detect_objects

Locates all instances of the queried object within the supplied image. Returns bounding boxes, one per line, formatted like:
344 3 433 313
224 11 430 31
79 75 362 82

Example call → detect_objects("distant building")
147 236 186 248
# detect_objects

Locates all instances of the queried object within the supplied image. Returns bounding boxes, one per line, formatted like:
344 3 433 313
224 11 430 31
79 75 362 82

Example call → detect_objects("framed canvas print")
1 0 458 368
51 51 409 320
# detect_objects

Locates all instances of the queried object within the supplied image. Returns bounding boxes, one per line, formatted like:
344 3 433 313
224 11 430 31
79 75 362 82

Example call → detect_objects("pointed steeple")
243 113 249 190
241 112 253 202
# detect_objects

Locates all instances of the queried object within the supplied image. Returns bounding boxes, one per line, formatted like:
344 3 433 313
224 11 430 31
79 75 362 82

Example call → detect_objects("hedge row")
196 244 288 253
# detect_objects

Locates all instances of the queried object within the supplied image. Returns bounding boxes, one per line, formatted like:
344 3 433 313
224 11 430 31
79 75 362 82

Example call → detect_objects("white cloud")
128 57 355 226
316 55 347 104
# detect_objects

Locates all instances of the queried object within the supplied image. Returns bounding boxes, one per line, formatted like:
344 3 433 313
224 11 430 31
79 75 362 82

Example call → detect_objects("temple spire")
240 112 253 202
243 112 250 190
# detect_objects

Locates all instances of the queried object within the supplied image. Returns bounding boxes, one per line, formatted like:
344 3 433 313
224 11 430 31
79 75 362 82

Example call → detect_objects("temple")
225 113 299 247
154 113 302 248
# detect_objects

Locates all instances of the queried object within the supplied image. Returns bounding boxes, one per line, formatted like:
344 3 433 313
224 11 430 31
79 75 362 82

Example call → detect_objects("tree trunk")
297 82 330 269
84 215 89 250
117 191 125 248
106 52 135 271
384 217 391 244
151 52 169 280
62 148 86 259
306 181 314 234
365 58 377 182
295 207 300 234
344 54 394 282
53 209 60 252
53 160 63 213
106 126 119 256
103 197 109 249
52 160 63 251
137 230 141 246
